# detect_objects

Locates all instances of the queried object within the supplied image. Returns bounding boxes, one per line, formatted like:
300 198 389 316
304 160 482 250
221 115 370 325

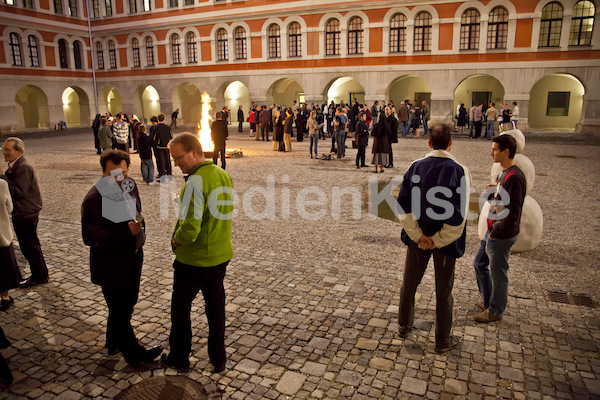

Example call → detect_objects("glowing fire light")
198 92 214 152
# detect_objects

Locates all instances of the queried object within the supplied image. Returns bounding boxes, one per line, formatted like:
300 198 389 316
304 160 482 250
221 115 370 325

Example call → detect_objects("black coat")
153 123 172 148
137 132 155 160
211 119 229 146
237 109 244 122
371 116 391 154
356 120 369 147
81 181 143 289
388 115 399 143
1 157 42 220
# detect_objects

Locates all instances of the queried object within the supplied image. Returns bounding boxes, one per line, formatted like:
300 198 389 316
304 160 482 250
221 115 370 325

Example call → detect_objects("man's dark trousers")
13 217 48 280
102 275 144 358
169 260 228 367
261 123 269 141
213 145 226 170
356 145 366 167
156 148 172 177
238 121 243 132
398 246 455 345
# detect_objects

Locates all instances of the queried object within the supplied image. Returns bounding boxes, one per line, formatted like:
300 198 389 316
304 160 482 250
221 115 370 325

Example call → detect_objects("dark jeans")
238 121 243 132
169 260 228 366
399 246 456 345
115 142 128 152
388 141 394 166
155 148 172 177
474 120 483 138
13 217 48 280
102 282 144 358
261 123 270 141
213 145 226 169
356 145 366 167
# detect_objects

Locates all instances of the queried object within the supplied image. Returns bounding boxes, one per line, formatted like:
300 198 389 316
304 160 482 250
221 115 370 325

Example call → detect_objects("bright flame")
198 92 214 152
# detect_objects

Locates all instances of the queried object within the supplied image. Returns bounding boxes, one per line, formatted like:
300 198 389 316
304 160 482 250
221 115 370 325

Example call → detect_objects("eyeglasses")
171 151 190 162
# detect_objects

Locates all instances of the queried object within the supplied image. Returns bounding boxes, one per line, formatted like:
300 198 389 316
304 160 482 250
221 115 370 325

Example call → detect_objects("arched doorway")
266 78 303 107
134 85 161 123
98 86 123 116
454 74 505 113
214 81 250 120
529 74 585 131
173 83 202 127
62 86 91 127
386 76 432 107
15 85 50 129
324 77 365 105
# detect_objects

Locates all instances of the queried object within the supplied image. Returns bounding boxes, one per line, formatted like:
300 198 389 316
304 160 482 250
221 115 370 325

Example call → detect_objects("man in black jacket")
211 111 228 169
355 112 368 168
153 114 173 179
1 138 48 288
237 105 244 132
81 150 161 366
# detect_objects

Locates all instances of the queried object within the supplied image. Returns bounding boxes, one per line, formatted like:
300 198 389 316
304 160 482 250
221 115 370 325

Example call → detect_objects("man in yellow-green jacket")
161 132 233 373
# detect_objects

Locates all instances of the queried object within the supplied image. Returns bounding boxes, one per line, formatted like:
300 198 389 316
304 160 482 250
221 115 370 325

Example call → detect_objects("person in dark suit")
259 106 271 142
355 111 368 168
211 111 228 169
153 114 173 178
1 138 48 288
386 108 399 168
237 105 244 132
81 150 162 367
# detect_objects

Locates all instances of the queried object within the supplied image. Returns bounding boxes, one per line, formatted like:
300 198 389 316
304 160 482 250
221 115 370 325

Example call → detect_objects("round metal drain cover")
115 376 216 400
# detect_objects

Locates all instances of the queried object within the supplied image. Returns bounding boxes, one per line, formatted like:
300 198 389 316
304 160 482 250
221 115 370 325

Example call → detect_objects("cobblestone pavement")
1 128 599 399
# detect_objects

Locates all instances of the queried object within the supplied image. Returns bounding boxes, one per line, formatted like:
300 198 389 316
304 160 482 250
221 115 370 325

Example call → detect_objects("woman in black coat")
371 108 391 173
457 103 467 132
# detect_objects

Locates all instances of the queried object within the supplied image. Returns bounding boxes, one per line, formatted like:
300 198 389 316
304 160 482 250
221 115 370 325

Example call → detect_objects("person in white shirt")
511 102 519 128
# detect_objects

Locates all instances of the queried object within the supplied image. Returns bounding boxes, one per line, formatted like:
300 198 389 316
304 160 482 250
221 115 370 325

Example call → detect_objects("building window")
268 24 281 58
73 40 83 69
132 38 140 67
91 0 100 17
129 0 137 13
23 0 34 8
169 0 177 7
216 28 228 61
9 33 22 66
487 6 508 49
28 35 40 67
460 9 480 50
68 0 77 16
4 0 14 5
105 0 112 15
186 32 197 63
569 1 595 46
184 0 193 5
288 22 301 57
143 0 150 11
58 38 69 68
145 37 155 66
234 27 246 60
96 42 104 69
390 13 407 53
348 17 363 55
108 40 116 68
547 92 570 116
325 18 340 55
539 2 563 47
54 0 63 13
414 12 432 51
171 34 181 64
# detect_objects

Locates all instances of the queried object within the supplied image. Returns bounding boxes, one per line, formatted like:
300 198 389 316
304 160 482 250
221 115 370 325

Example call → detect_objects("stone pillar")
304 94 324 108
579 94 600 134
0 104 20 133
504 94 530 131
430 94 453 125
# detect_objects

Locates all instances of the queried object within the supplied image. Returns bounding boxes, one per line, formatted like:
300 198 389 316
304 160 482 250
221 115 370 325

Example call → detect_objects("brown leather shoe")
474 309 502 323
476 299 485 311
435 336 461 354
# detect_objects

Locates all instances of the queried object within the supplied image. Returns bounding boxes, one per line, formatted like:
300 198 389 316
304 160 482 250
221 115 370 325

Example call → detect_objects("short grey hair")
4 137 25 152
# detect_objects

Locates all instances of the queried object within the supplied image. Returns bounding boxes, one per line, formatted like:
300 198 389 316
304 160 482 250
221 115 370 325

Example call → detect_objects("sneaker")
435 336 461 354
147 181 157 186
474 309 502 323
398 325 411 339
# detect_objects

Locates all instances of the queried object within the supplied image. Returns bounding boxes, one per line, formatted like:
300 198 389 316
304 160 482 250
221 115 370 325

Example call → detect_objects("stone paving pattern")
0 128 599 399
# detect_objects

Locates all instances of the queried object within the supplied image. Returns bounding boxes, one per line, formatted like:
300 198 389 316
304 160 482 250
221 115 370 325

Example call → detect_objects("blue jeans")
485 120 495 139
140 159 154 183
473 232 518 317
401 121 409 138
422 117 429 136
336 131 345 157
310 134 318 157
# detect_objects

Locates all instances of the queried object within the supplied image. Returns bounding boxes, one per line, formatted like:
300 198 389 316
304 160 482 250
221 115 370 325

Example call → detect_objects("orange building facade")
0 0 598 133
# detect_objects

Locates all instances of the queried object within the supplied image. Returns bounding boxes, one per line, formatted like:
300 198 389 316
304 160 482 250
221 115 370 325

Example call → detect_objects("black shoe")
19 277 49 289
107 347 121 356
160 353 190 372
360 164 367 167
435 336 461 354
0 297 14 311
212 361 226 373
125 346 162 367
398 325 411 339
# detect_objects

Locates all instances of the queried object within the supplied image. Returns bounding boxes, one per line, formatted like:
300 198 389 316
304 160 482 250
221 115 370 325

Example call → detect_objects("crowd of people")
456 101 519 139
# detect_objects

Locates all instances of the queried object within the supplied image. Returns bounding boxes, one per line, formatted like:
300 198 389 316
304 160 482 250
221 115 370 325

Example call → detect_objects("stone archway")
386 75 432 107
134 85 161 123
222 81 250 121
15 85 50 129
454 74 505 113
173 82 202 127
266 78 304 107
323 77 365 106
529 74 585 131
98 86 123 117
62 86 91 127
